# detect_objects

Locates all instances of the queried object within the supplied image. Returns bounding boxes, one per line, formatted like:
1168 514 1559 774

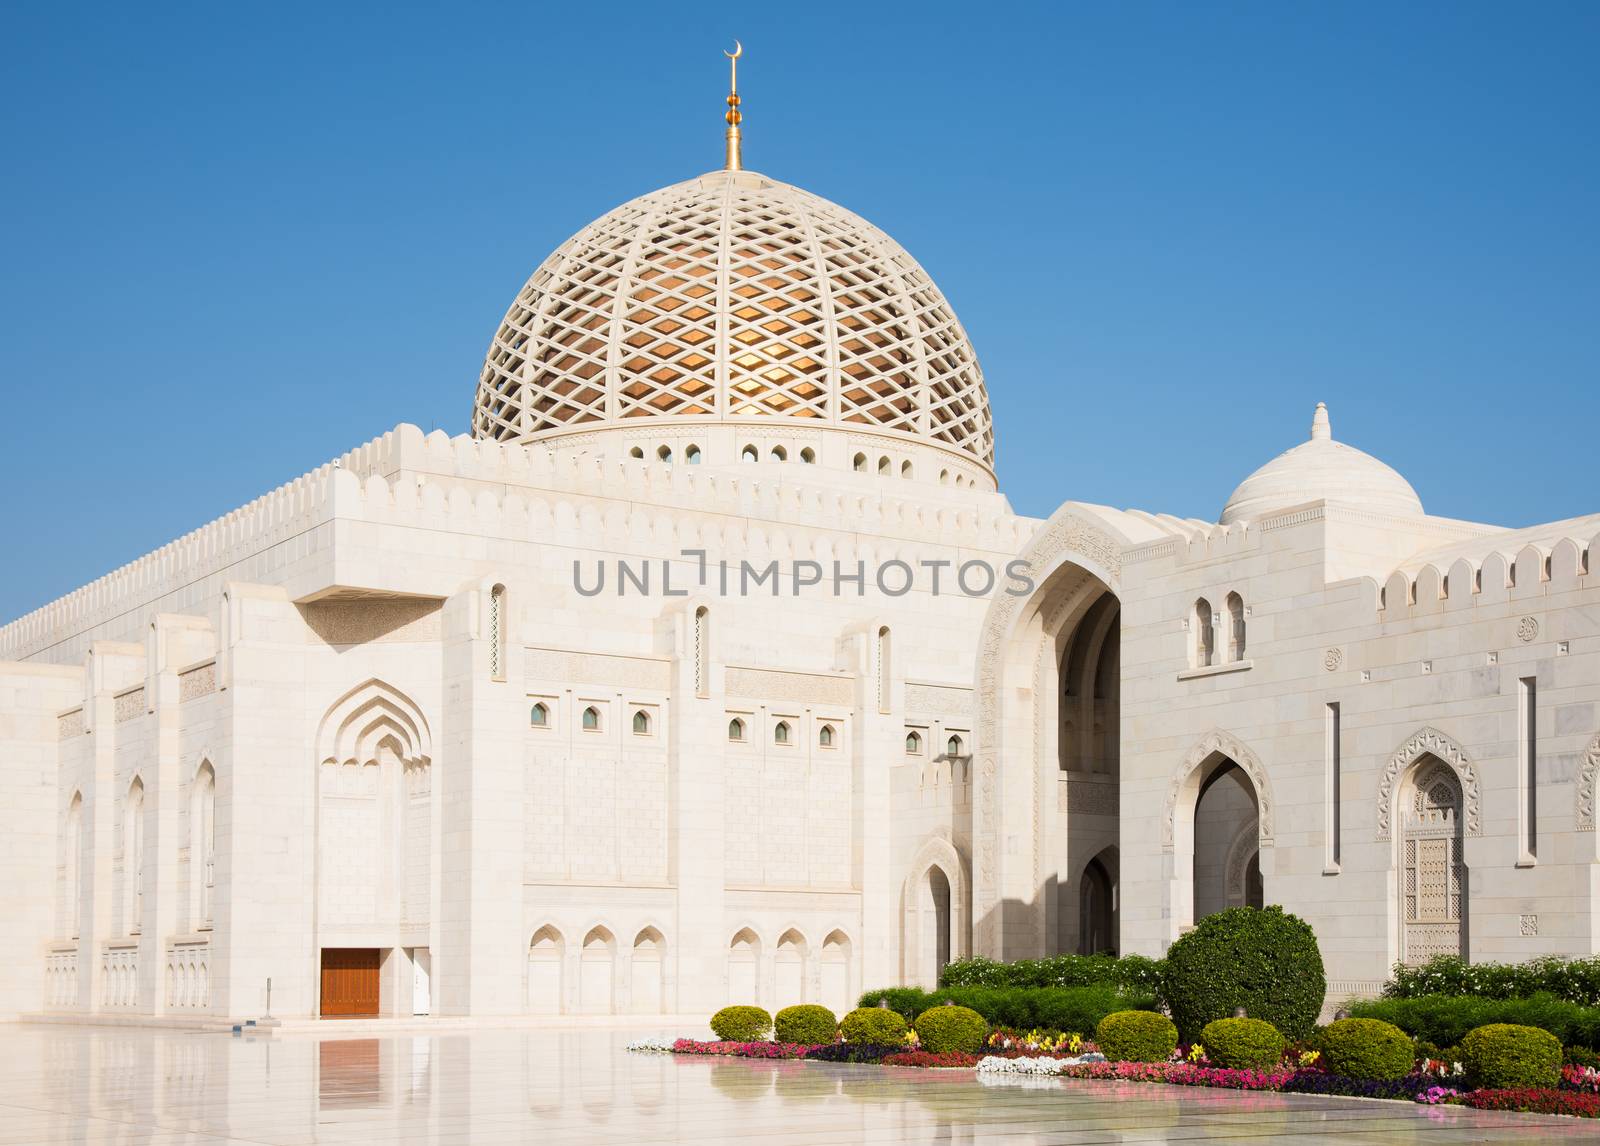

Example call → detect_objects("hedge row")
1347 993 1600 1050
939 953 1166 995
1382 955 1600 1006
858 985 1158 1032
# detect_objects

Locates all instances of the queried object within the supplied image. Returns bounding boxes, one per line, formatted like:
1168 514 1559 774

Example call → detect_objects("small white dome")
1220 403 1423 525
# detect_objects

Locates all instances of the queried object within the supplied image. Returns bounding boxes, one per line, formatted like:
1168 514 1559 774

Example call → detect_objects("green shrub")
1566 1044 1600 1069
840 1006 908 1044
1461 1023 1562 1089
710 1005 772 1041
939 953 1168 996
1096 1009 1178 1063
1163 906 1326 1042
1347 992 1600 1049
1319 1018 1415 1081
913 1005 987 1054
858 984 1157 1032
1414 1039 1463 1064
774 1004 837 1045
1199 1017 1286 1070
1383 954 1600 1005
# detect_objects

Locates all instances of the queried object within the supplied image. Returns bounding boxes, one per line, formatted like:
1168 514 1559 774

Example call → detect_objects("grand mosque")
2 52 1595 1024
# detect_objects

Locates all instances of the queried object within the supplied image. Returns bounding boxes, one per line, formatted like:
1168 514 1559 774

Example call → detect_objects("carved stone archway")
1376 727 1480 842
1575 731 1600 839
972 507 1127 959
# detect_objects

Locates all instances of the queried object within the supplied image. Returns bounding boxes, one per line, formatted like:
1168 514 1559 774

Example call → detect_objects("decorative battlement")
1 424 1036 663
1380 530 1597 616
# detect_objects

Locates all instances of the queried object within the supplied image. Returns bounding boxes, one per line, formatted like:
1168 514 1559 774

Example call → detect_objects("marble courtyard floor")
0 1023 1594 1144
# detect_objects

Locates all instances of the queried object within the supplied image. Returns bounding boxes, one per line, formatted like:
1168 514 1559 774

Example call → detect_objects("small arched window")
1226 592 1246 661
905 730 923 755
939 469 950 485
773 721 791 745
657 445 673 463
581 706 600 732
685 444 702 464
693 605 709 698
800 447 815 464
1194 599 1215 668
818 723 835 748
629 446 644 459
530 702 549 728
946 734 964 757
772 445 787 462
741 444 758 463
728 717 746 742
878 455 891 476
632 710 651 735
955 474 967 488
488 584 506 681
901 460 913 479
852 452 867 472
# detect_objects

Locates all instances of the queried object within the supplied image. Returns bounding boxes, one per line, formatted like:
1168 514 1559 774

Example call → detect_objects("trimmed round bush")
1320 1018 1415 1081
1200 1017 1286 1070
710 1005 772 1041
1461 1022 1562 1089
1096 1009 1178 1063
913 1004 987 1054
841 1006 908 1044
1163 906 1327 1041
774 1004 837 1045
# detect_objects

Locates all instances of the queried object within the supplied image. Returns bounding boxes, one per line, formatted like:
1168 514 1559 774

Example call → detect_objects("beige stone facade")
2 163 1595 1024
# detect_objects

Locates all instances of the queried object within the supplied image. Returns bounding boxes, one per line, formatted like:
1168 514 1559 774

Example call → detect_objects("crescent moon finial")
722 40 744 171
725 40 742 61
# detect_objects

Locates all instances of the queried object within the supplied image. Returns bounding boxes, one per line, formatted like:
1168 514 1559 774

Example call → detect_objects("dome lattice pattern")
473 169 993 465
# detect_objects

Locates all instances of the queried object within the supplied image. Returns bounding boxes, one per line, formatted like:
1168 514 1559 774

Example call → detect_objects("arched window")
741 444 758 463
818 723 835 748
1226 592 1246 661
124 778 145 934
876 626 891 714
877 455 891 476
685 444 702 464
800 447 815 464
771 445 787 461
939 469 949 485
488 584 507 680
946 734 964 757
1193 599 1215 668
657 445 673 463
906 730 923 755
581 706 600 732
773 720 791 745
728 717 746 742
852 453 867 472
191 764 215 928
632 710 651 735
693 606 709 698
65 792 83 939
901 460 913 479
629 446 644 459
529 702 549 728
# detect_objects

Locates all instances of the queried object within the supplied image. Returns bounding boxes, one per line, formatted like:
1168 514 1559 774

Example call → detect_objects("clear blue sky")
2 2 1596 621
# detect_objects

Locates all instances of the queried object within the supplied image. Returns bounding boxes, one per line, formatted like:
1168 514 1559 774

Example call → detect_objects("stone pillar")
849 621 898 994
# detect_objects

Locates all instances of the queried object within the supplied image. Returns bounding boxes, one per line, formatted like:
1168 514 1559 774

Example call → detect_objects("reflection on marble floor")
0 1023 1592 1144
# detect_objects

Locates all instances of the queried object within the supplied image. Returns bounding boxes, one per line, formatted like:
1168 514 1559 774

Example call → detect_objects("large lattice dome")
472 168 994 473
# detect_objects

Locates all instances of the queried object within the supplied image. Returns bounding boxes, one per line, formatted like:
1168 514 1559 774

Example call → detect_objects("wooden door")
321 948 380 1017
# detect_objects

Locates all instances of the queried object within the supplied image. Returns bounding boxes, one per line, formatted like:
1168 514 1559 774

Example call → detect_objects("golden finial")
723 40 743 171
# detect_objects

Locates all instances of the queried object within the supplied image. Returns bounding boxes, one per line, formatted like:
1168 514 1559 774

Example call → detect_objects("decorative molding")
113 687 145 724
903 682 973 718
1323 647 1344 672
57 708 84 741
1176 659 1253 681
1376 726 1482 841
524 647 671 692
1516 615 1540 643
301 598 443 646
725 666 853 707
1058 772 1119 816
1162 728 1275 852
178 662 217 702
1576 733 1600 831
1520 914 1539 937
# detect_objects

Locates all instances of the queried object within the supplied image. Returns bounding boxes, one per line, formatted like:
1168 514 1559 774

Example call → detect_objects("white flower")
625 1038 676 1054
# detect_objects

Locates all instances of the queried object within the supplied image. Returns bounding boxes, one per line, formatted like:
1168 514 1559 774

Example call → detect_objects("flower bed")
882 1050 982 1068
978 1056 1293 1091
1464 1088 1600 1117
670 1038 815 1059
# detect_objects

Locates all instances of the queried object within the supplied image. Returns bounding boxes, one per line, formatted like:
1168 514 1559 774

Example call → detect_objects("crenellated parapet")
1379 524 1598 617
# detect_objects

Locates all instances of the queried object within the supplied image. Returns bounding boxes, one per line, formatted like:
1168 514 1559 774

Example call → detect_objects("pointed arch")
901 835 970 986
1163 728 1275 851
1376 726 1481 841
527 924 565 1014
1575 731 1600 833
315 678 432 768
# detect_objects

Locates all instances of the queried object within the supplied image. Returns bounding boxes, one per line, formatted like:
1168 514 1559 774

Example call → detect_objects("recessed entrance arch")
901 836 969 988
1164 729 1275 939
972 506 1129 960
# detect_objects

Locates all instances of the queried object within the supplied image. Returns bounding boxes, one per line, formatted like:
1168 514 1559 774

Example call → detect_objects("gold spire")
723 41 743 171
